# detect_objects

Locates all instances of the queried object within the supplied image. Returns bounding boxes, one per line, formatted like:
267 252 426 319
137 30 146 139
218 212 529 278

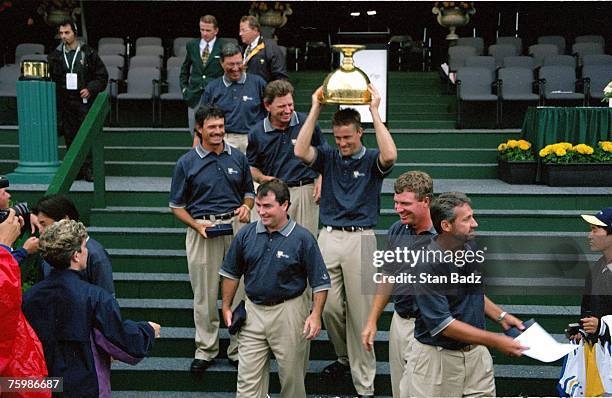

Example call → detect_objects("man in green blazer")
180 15 224 137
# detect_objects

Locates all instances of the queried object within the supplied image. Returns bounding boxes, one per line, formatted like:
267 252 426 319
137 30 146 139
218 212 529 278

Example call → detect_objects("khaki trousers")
225 133 248 154
186 217 245 361
405 340 496 398
251 183 319 237
318 228 377 396
389 312 415 398
237 294 310 398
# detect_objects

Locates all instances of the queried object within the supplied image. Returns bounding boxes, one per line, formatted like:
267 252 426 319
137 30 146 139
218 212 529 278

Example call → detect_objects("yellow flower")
559 142 573 150
554 147 567 157
600 141 612 152
539 147 551 157
574 144 594 155
507 139 519 149
497 143 507 152
518 141 531 151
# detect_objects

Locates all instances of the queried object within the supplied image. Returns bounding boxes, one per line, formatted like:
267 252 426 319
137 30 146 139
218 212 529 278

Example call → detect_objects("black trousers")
58 94 92 172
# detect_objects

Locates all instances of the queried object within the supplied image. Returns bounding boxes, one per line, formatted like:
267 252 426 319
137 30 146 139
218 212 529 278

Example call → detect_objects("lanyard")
245 41 265 64
63 44 81 73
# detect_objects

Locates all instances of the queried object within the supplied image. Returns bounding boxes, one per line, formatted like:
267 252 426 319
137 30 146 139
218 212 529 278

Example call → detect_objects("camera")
0 176 31 232
565 322 581 338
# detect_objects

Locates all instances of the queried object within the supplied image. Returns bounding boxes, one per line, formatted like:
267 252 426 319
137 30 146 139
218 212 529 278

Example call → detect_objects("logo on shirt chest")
276 250 290 259
242 95 253 102
353 170 366 178
227 167 239 175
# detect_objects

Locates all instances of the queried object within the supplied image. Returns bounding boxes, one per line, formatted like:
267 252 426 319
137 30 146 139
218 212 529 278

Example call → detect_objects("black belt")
325 225 372 232
397 312 415 320
286 178 315 187
450 344 477 352
202 212 234 221
259 294 300 306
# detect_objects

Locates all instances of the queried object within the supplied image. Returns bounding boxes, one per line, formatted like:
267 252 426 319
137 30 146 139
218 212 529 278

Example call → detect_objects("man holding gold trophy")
294 44 397 397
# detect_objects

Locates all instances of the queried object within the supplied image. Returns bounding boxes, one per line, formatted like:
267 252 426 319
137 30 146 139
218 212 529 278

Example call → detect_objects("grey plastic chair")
136 45 164 58
173 37 193 57
98 37 124 48
219 37 239 47
537 35 566 54
464 56 496 73
0 64 20 97
503 56 535 70
575 35 605 47
98 43 126 57
456 66 499 128
135 37 162 48
18 53 48 63
159 67 183 123
166 56 183 70
129 55 162 70
582 64 612 102
100 55 124 70
496 36 522 54
15 43 44 63
528 44 559 67
116 66 160 125
543 55 576 68
488 44 519 67
448 45 477 71
572 42 605 65
498 67 539 125
582 54 612 66
457 37 485 55
538 65 585 105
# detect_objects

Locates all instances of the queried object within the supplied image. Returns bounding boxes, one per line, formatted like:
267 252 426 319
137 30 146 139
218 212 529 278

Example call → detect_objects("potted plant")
539 141 612 186
497 139 537 184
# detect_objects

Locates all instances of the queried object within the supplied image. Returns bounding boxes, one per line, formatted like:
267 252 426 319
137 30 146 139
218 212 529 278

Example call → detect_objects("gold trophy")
20 60 50 80
321 44 371 104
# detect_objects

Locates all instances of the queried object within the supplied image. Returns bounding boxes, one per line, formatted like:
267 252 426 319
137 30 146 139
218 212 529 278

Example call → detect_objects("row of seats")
456 63 612 128
456 34 605 57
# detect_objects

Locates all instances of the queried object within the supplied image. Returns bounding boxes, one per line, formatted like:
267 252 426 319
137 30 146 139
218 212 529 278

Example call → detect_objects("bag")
558 339 586 397
228 300 246 335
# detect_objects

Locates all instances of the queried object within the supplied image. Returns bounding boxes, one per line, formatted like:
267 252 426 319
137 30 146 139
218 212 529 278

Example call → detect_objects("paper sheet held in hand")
514 322 578 362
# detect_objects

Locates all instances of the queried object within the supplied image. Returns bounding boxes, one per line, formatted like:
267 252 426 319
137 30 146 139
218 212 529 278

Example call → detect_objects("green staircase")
4 71 608 397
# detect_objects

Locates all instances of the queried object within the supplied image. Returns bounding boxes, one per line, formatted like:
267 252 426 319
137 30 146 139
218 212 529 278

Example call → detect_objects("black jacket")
244 37 289 82
48 42 108 99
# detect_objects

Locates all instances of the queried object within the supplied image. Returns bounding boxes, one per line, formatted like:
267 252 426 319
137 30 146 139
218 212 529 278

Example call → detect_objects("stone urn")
432 5 475 41
258 10 287 29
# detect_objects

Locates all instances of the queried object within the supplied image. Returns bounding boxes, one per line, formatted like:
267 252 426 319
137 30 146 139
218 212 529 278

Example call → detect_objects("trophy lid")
321 44 371 105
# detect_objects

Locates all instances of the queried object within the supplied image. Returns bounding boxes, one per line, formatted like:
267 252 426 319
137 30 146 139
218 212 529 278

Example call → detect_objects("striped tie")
201 44 209 65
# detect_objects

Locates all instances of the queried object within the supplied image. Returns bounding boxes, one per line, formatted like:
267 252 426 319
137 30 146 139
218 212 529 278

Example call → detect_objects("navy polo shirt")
247 111 325 184
220 219 331 305
310 145 392 227
200 72 266 134
383 221 436 318
413 238 485 350
169 142 255 217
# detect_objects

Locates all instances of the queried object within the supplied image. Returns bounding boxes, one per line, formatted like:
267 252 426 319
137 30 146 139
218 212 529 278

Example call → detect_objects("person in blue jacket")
31 194 115 296
22 219 161 398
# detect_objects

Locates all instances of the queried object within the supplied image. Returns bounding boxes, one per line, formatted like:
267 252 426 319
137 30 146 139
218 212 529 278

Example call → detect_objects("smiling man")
220 179 330 397
239 15 288 82
407 192 526 398
294 85 397 397
170 104 254 373
578 208 612 339
247 80 325 236
361 171 436 398
200 42 266 153
180 15 224 138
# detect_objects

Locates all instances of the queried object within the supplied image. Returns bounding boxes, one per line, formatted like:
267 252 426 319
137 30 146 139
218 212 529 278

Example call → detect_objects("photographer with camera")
0 209 50 397
0 176 39 264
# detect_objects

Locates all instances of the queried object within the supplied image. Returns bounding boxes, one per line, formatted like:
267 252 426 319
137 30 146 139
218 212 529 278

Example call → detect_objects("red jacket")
0 245 49 397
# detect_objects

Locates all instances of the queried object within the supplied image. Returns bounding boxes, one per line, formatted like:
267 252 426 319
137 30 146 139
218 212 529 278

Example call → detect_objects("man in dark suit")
180 15 224 137
239 15 288 83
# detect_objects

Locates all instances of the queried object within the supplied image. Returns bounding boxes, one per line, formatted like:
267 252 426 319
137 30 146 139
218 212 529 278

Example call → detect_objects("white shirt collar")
199 37 216 52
